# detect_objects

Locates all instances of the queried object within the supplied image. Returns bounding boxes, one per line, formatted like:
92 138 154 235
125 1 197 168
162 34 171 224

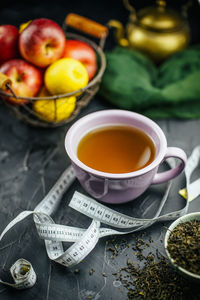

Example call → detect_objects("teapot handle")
182 0 193 18
123 0 137 21
124 0 192 19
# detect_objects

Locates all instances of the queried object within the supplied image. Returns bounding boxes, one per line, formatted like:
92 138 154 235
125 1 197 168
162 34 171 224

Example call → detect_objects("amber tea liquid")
77 126 156 173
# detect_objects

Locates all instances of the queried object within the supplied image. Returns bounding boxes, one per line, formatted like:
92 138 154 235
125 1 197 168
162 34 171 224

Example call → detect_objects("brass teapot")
108 0 190 62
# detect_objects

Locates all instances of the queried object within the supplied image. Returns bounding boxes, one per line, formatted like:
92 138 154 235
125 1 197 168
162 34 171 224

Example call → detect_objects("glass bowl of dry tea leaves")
164 212 200 281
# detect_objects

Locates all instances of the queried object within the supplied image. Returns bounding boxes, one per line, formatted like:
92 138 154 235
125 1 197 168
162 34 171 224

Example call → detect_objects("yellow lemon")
44 57 89 95
33 86 76 122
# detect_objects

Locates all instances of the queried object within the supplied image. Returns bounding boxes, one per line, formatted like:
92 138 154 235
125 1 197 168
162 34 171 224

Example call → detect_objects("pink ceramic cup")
65 110 187 204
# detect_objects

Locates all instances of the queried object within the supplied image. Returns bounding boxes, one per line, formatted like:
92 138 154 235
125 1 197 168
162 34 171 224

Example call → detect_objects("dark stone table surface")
1 95 200 300
0 1 200 300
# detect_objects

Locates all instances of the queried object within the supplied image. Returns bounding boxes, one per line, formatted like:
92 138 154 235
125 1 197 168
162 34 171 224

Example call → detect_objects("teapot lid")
136 0 186 32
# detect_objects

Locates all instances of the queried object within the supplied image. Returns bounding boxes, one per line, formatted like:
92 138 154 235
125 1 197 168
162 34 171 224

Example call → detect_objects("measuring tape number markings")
1 146 200 289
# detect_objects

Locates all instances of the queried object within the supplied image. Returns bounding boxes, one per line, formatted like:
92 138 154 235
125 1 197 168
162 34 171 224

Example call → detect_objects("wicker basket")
0 14 107 127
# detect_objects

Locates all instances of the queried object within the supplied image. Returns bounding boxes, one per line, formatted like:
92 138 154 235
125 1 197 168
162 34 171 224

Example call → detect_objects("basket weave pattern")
0 31 106 127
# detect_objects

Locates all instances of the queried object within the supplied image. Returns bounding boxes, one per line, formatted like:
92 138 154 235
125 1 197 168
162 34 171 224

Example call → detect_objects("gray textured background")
0 1 200 299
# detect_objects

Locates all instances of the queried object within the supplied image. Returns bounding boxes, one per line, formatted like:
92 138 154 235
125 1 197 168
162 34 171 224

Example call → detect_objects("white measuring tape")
0 259 36 289
1 146 200 289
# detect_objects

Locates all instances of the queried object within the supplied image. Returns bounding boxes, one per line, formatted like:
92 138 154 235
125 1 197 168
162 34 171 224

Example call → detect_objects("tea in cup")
65 110 187 204
77 125 156 174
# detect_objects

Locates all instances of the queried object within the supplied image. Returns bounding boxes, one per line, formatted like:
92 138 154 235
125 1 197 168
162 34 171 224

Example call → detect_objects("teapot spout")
108 20 129 47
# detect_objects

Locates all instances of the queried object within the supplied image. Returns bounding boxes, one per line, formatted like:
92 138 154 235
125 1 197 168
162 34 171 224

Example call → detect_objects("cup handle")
152 147 187 184
85 177 109 199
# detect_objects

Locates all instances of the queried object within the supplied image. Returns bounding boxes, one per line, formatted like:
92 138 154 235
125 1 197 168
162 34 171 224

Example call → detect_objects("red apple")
0 25 19 65
0 59 42 105
62 40 97 81
19 18 66 67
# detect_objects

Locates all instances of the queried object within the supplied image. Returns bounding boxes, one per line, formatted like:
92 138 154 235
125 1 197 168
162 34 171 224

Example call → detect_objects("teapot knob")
157 0 166 8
